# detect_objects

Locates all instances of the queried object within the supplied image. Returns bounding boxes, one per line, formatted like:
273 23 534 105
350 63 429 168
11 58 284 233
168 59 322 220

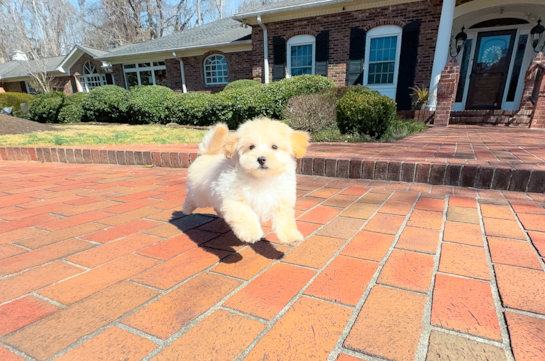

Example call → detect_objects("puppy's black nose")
257 156 267 165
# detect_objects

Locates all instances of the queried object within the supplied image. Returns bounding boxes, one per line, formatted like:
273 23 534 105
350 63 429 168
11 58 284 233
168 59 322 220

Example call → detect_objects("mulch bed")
0 115 59 135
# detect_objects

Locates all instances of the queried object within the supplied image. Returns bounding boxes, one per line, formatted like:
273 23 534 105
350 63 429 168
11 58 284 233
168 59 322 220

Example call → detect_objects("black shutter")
273 36 286 81
105 73 114 85
347 27 366 85
395 20 421 110
20 81 28 93
315 31 329 77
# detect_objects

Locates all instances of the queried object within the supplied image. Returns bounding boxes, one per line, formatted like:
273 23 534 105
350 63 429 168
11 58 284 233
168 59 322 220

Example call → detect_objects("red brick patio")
0 161 544 361
2 126 545 192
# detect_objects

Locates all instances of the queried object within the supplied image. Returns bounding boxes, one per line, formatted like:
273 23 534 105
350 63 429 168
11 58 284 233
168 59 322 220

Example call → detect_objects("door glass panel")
506 34 528 102
154 69 168 87
467 31 515 110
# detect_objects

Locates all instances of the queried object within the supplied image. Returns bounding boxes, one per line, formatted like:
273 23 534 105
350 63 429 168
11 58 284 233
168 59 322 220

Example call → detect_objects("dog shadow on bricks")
169 211 285 263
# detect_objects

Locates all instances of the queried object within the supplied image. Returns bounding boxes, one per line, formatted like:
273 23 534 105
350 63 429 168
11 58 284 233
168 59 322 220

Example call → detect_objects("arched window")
83 61 97 75
364 25 403 99
287 35 315 77
78 61 106 92
204 55 228 85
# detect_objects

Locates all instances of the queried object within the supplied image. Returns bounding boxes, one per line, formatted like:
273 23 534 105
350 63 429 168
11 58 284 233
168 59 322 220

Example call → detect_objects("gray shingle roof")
99 18 252 60
0 56 66 80
77 45 110 58
234 0 346 18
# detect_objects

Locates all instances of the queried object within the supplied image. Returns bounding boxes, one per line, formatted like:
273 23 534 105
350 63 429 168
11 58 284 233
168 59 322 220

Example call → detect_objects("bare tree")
237 0 279 14
0 0 81 92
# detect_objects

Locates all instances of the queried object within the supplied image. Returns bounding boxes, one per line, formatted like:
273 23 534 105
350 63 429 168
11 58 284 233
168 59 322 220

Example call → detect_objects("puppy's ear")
222 132 239 159
290 131 310 158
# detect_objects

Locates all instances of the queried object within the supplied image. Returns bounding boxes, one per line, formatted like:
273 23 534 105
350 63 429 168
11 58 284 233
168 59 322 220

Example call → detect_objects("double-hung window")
123 62 167 88
364 26 402 99
287 35 315 77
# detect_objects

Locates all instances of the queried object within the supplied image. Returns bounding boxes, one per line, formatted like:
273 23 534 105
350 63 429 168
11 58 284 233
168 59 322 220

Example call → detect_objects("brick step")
1 146 544 193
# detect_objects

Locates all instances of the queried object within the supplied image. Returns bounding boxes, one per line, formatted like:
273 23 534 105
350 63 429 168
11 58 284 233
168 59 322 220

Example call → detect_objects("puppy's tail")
198 123 229 156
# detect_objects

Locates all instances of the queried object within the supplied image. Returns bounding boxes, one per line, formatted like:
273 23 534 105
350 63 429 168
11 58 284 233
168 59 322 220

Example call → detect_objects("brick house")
1 0 545 124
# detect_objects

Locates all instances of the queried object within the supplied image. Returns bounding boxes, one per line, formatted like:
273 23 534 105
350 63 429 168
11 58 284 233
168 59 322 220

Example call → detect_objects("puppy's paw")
235 226 264 244
276 228 304 244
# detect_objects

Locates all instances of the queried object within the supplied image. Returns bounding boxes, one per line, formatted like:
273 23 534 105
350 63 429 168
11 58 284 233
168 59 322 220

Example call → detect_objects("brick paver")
0 161 544 360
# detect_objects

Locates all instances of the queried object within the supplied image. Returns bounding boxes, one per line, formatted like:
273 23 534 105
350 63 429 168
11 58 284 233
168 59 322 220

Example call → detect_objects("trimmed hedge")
58 93 89 123
320 85 375 100
166 92 232 126
337 91 397 138
0 92 34 114
29 91 65 123
81 85 128 123
125 85 174 124
223 79 260 91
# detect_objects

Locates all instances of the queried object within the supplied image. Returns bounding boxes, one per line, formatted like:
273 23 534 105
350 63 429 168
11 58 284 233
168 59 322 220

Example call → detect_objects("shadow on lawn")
168 211 285 263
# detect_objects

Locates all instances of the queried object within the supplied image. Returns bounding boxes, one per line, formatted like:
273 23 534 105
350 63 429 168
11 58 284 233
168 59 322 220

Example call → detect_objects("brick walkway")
0 161 544 361
3 126 545 192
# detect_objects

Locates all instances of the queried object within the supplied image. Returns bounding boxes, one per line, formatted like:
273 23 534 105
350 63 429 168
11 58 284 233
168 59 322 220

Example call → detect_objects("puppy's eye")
271 145 278 150
249 145 255 150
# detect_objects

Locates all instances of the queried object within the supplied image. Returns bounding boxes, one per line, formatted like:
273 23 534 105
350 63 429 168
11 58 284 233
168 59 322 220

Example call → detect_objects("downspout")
172 51 188 93
257 15 269 84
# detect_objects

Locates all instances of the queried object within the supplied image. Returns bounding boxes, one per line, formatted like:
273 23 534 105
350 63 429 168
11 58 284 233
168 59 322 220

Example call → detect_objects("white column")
428 0 456 110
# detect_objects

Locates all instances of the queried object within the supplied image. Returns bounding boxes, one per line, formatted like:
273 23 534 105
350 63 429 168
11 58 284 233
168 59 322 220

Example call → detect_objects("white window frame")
364 25 403 99
24 81 38 95
78 61 106 92
122 62 167 89
203 54 229 85
286 35 316 78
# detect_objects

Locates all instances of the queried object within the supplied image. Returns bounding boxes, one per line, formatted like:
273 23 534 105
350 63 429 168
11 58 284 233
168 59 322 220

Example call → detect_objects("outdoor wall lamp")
531 18 545 53
450 26 468 57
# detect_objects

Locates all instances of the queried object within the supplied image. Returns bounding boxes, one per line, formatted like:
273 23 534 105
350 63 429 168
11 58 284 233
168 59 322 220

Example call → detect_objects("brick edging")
1 146 544 193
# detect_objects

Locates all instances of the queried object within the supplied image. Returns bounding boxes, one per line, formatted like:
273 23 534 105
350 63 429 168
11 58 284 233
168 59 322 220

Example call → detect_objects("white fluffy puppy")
183 118 310 244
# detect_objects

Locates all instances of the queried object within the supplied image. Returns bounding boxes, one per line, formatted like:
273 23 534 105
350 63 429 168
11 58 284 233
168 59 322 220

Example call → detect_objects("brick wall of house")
250 0 442 87
69 53 105 76
2 82 23 93
52 76 73 95
166 50 254 93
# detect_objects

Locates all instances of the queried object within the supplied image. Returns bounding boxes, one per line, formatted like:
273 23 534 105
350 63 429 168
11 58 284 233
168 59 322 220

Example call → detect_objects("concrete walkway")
0 161 544 361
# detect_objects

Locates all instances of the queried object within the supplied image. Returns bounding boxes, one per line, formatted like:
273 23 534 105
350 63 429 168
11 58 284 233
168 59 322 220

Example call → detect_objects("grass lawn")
0 124 207 146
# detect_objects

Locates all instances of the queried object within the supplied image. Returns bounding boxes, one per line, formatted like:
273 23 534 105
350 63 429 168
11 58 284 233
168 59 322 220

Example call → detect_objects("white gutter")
257 15 269 84
172 51 188 93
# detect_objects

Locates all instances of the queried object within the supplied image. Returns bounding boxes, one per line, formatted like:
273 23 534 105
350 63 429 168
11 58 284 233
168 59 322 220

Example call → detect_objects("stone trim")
2 146 543 193
362 19 406 31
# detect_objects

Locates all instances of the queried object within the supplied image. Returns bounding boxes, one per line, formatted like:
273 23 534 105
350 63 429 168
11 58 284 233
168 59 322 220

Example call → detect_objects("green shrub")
337 91 397 138
166 92 232 126
282 93 337 132
265 75 336 118
81 85 128 123
223 79 260 91
382 117 428 141
28 91 65 123
320 85 375 100
57 93 88 123
125 85 174 124
218 75 336 129
0 92 34 114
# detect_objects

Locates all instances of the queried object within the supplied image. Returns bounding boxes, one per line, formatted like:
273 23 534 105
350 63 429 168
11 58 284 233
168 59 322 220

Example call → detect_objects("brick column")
523 52 545 129
434 60 460 127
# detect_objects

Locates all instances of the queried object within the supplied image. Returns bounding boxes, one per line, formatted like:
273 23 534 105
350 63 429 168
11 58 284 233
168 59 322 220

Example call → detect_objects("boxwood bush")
166 92 232 126
223 79 260 91
81 85 128 123
29 91 65 123
320 84 375 100
58 93 89 123
0 92 34 114
337 91 397 138
125 85 174 124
